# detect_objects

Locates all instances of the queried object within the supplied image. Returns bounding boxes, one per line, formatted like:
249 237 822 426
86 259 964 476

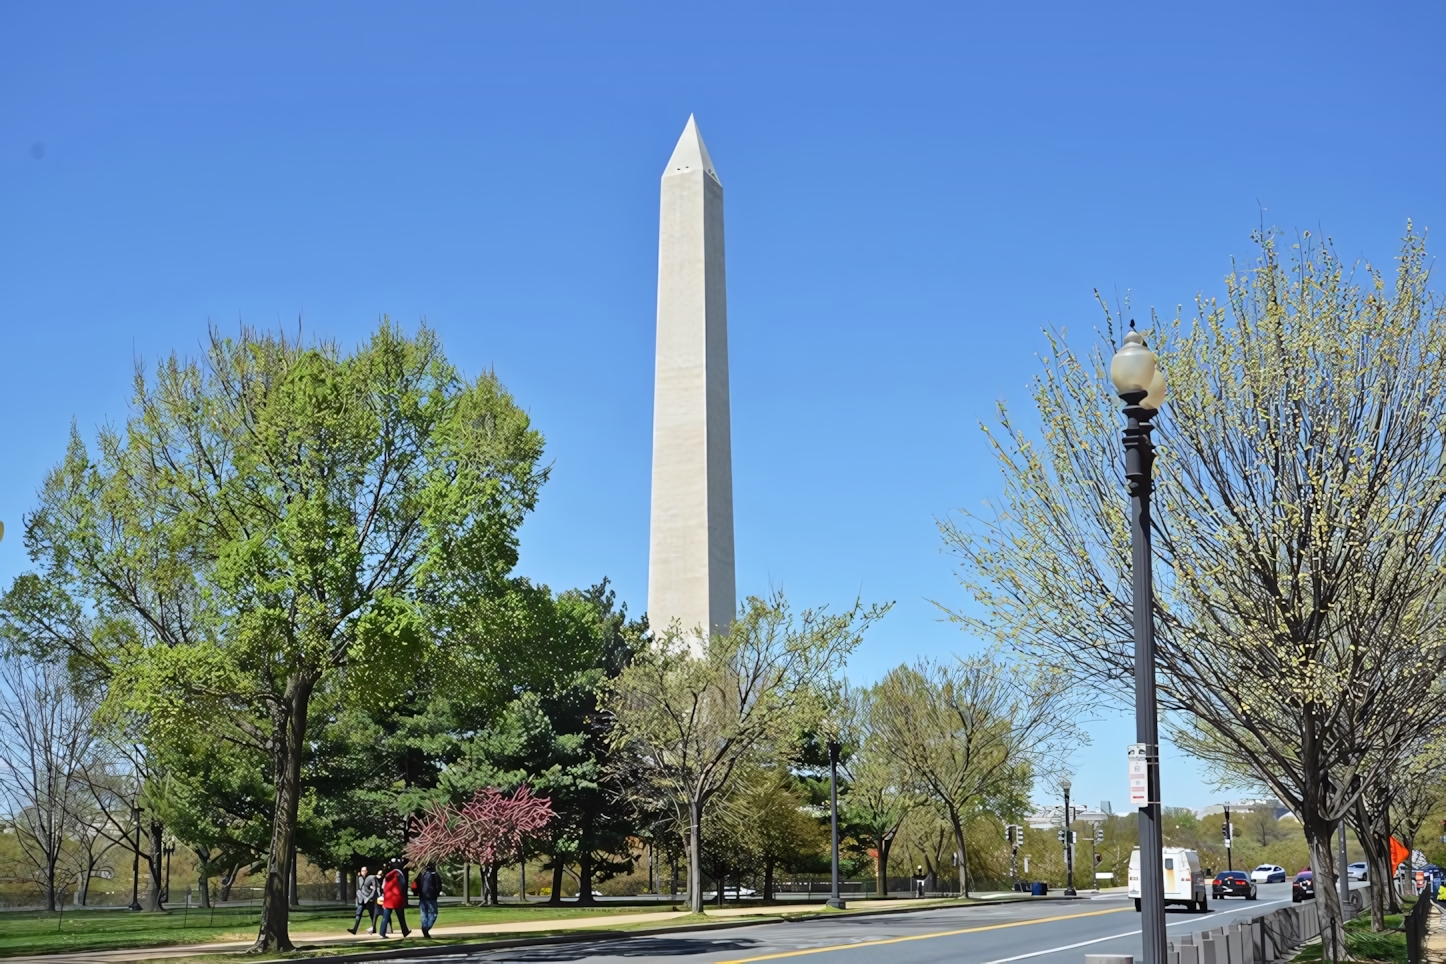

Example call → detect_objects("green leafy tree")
866 653 1075 897
733 767 825 901
15 322 545 950
606 593 883 912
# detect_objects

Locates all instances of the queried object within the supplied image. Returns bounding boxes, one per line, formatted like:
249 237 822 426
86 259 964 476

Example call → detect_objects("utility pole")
1111 325 1168 964
1063 781 1076 896
1223 805 1233 871
1338 819 1351 916
128 806 143 911
826 739 846 909
1006 824 1020 889
1092 823 1103 890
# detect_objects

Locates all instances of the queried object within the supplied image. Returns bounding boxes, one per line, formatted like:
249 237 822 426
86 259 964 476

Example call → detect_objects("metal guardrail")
1406 892 1432 964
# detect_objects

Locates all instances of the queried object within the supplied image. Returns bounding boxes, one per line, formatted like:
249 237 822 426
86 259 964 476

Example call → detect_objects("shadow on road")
484 937 763 960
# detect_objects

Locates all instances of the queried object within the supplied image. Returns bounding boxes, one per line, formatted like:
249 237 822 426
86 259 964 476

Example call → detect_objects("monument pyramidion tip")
664 114 719 184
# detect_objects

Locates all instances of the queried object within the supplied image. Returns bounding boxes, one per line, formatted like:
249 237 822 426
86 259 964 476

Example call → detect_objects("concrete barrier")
1226 923 1244 964
1094 893 1357 964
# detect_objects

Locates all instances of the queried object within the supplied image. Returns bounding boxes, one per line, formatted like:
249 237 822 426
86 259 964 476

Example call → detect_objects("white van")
1128 847 1208 912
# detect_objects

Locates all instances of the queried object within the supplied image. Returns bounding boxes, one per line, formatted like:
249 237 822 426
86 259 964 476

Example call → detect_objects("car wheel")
1248 890 1257 901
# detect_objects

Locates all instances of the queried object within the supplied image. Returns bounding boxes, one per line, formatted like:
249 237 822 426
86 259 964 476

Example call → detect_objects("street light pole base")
826 898 847 910
1064 888 1078 896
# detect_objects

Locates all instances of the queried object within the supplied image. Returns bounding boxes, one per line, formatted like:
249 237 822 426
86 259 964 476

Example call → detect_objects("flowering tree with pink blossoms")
406 786 554 904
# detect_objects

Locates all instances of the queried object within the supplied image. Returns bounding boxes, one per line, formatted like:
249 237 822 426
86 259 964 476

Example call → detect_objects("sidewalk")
1425 900 1446 964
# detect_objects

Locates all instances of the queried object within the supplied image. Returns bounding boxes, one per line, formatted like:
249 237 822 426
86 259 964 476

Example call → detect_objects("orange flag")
1390 837 1410 873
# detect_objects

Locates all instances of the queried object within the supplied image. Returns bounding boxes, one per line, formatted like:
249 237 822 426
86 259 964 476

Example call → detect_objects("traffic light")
1057 829 1066 843
1094 826 1104 844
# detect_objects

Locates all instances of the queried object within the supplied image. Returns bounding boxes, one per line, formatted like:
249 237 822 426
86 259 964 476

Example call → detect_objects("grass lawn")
1291 905 1409 964
0 902 685 958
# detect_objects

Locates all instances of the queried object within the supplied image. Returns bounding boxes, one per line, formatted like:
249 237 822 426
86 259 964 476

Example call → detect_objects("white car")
1347 862 1368 881
1251 864 1286 884
702 886 757 899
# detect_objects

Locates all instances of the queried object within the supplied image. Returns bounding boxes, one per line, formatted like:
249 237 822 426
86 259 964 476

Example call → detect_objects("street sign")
1127 743 1150 805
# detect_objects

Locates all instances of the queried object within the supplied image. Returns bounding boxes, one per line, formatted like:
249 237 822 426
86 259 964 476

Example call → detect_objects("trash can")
1031 881 1048 896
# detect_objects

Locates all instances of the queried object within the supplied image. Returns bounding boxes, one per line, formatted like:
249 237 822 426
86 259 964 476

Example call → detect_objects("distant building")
1025 804 1112 828
1195 798 1294 821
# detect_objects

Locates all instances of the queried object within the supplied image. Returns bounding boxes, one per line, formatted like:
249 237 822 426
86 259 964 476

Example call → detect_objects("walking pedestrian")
348 865 379 934
412 862 443 938
378 858 411 938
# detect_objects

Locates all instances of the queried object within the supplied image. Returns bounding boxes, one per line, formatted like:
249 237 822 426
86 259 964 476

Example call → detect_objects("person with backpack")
378 858 411 939
347 864 378 935
411 862 443 938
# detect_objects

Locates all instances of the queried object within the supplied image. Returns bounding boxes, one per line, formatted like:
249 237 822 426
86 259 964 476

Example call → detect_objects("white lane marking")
980 899 1290 964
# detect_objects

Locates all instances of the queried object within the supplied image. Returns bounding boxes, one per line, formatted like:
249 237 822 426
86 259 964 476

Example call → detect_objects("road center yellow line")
716 905 1133 964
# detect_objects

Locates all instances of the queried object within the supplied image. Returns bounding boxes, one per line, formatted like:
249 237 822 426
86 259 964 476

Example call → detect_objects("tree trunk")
193 848 212 908
876 835 893 898
949 812 969 898
1307 826 1347 962
764 857 775 902
548 855 564 905
1377 805 1400 915
219 863 239 902
488 863 500 906
687 798 704 913
44 852 58 912
250 676 313 953
289 840 300 908
576 833 596 906
146 820 165 910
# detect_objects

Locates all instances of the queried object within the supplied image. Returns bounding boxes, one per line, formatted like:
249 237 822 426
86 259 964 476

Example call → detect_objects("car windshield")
1255 865 1273 871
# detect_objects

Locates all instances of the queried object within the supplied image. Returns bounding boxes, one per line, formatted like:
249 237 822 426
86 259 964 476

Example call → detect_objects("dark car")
1292 870 1314 903
1213 871 1258 900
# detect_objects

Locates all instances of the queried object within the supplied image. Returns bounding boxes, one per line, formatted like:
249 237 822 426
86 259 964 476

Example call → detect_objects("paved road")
359 885 1301 964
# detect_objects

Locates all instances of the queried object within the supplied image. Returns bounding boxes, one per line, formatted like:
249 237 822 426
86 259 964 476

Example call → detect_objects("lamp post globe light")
1111 322 1167 964
1062 778 1076 896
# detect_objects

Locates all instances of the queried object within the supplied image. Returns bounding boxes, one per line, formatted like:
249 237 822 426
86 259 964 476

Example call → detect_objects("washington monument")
647 115 736 650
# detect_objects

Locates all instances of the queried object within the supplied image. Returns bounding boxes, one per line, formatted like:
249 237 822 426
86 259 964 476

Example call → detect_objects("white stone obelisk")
647 115 735 651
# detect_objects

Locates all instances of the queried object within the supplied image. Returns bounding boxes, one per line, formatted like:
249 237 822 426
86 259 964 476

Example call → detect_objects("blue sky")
3 2 1443 811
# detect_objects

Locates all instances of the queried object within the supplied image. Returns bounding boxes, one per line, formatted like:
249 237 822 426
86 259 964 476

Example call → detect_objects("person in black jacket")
412 863 443 938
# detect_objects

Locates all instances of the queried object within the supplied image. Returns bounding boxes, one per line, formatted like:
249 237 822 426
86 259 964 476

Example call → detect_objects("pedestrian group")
350 857 444 939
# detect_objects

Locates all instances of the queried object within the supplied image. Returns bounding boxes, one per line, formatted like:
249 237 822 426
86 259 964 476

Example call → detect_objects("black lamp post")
1111 322 1168 964
128 806 143 911
1223 805 1233 871
826 739 846 910
1063 779 1076 896
163 839 175 906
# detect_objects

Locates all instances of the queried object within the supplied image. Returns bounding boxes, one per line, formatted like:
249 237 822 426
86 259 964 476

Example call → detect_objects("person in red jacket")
377 858 411 939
